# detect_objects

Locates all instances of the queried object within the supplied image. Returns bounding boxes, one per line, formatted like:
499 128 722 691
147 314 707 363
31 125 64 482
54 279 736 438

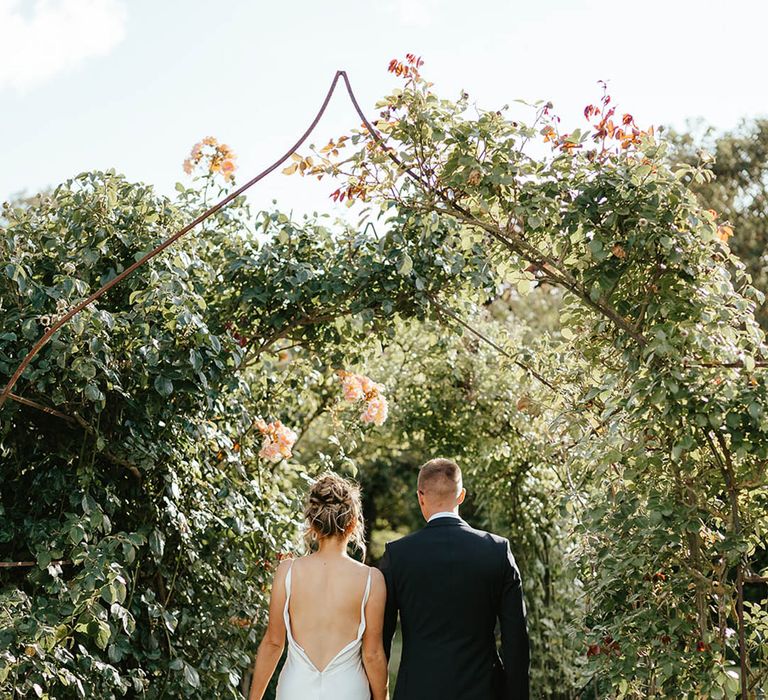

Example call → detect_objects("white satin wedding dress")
275 561 372 700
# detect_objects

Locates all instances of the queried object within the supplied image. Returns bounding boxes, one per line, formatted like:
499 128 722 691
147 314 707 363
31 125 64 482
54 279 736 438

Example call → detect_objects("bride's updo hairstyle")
304 472 366 558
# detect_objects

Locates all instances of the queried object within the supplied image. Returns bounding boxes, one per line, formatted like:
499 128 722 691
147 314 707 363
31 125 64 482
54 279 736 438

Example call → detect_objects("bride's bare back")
247 472 388 700
288 554 372 671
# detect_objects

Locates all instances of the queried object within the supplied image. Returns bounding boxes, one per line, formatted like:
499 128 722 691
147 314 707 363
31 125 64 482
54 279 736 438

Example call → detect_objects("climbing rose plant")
2 54 767 700
182 136 237 181
293 55 768 697
255 419 299 463
0 153 451 697
337 370 389 426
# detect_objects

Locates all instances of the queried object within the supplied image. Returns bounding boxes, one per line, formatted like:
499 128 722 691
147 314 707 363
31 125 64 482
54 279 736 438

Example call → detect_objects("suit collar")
425 515 467 528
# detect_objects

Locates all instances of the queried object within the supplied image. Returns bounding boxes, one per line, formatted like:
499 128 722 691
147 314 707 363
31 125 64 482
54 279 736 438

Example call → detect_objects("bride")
247 472 389 700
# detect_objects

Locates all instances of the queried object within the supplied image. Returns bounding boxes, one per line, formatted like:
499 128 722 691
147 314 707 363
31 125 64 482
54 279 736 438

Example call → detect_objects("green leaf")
154 375 174 397
635 164 652 179
73 359 97 380
149 529 165 560
84 384 104 402
183 663 200 689
107 643 123 663
94 620 111 650
162 609 178 632
398 252 413 276
69 524 85 545
110 578 127 605
517 279 533 296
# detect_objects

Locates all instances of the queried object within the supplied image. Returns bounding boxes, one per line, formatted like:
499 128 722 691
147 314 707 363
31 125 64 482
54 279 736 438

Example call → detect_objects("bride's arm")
362 568 390 700
248 559 290 700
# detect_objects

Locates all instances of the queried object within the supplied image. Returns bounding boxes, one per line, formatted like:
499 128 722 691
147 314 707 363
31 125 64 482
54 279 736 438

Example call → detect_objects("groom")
378 458 530 700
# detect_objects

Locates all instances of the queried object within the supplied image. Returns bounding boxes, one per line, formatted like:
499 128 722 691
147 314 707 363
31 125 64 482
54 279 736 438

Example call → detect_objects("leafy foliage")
0 162 461 697
0 171 304 698
665 119 768 328
300 56 768 697
2 56 768 700
299 313 586 696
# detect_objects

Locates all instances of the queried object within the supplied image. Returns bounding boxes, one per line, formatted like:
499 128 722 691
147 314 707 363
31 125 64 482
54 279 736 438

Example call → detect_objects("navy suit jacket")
378 516 530 700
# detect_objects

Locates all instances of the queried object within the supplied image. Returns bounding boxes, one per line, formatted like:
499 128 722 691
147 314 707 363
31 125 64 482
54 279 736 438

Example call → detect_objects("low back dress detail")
275 562 373 700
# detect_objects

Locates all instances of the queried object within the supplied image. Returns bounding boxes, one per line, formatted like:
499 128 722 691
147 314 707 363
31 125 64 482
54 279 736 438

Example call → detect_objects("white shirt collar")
428 511 462 522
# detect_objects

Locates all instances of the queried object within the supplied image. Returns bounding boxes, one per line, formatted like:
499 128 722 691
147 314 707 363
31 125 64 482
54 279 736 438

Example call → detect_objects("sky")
1 0 767 217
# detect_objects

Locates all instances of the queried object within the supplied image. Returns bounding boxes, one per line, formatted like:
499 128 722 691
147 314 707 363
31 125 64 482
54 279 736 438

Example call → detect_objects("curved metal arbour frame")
0 71 401 409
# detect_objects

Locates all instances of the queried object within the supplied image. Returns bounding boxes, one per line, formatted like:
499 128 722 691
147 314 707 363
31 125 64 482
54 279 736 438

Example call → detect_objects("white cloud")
0 0 127 91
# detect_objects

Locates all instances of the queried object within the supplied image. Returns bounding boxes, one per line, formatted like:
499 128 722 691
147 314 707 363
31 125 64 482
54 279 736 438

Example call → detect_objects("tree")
666 119 768 328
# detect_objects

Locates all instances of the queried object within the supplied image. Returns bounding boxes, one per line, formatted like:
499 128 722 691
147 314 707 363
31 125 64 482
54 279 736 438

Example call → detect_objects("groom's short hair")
418 458 462 498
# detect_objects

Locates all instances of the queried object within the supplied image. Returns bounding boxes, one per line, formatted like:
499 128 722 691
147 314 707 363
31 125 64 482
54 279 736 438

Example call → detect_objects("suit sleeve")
378 542 398 660
499 539 530 700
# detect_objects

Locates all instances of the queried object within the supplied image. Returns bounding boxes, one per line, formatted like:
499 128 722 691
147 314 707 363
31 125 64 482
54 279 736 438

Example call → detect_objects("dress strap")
361 568 372 609
357 568 372 637
284 560 294 602
282 559 296 644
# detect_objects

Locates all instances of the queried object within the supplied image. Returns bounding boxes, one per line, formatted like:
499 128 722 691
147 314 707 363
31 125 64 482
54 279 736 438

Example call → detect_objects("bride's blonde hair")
304 472 366 559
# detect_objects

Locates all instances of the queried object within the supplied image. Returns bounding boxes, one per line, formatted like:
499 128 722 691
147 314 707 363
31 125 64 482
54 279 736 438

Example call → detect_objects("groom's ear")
457 487 467 505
